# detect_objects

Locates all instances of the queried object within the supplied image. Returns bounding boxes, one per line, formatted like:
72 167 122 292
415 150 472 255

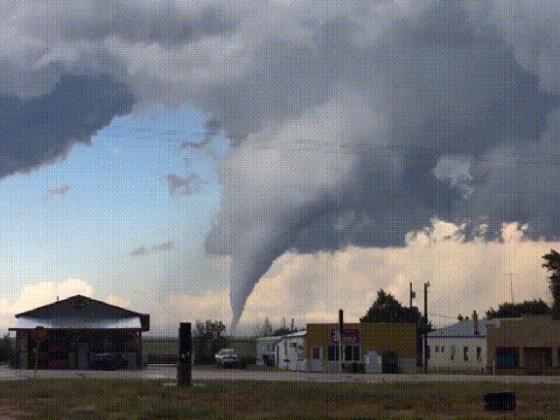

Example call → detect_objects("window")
345 345 353 361
463 346 469 362
353 346 360 362
344 346 361 361
450 345 455 361
312 347 321 360
328 345 339 361
476 347 482 362
435 345 439 353
441 346 445 353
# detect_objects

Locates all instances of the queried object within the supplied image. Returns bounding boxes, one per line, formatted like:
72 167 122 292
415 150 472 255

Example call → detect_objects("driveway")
3 365 560 384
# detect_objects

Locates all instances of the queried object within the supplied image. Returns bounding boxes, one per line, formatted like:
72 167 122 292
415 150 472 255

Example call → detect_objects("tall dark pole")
178 322 192 386
409 282 414 308
423 282 430 373
338 309 343 373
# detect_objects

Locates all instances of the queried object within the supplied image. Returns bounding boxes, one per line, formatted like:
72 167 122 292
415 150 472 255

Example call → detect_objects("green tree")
361 289 427 325
486 299 551 320
543 249 560 319
194 320 228 364
272 327 291 336
0 334 13 364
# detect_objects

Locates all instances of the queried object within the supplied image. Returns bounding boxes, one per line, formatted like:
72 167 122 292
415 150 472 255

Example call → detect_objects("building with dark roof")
9 295 149 370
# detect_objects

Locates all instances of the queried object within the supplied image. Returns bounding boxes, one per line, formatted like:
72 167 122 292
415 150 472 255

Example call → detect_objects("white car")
215 348 239 368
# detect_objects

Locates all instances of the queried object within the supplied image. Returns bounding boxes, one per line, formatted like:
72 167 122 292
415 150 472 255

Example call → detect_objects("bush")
0 334 13 364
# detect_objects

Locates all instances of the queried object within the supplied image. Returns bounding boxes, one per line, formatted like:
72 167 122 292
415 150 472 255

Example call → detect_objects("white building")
255 336 281 366
427 313 487 372
276 330 306 371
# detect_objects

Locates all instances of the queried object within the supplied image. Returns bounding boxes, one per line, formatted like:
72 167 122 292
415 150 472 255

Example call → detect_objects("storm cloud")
3 1 560 325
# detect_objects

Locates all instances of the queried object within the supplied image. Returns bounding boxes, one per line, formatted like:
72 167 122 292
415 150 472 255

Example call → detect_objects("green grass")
0 379 559 419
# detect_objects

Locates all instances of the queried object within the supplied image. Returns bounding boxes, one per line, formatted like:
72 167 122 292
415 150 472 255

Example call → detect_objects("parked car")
215 348 239 368
90 352 127 370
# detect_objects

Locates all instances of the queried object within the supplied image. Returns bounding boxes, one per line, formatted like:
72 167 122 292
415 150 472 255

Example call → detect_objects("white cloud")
147 222 560 336
0 278 92 332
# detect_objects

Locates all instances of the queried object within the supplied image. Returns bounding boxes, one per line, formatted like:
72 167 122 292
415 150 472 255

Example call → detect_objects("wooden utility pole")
506 273 515 304
409 282 416 308
423 282 430 373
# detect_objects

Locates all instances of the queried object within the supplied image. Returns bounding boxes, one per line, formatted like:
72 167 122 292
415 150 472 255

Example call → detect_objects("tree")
361 289 426 324
193 320 228 364
272 327 291 336
486 299 551 320
0 334 13 364
543 249 560 319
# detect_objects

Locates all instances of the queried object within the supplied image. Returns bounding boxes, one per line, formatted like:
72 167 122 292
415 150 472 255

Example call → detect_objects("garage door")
524 347 552 375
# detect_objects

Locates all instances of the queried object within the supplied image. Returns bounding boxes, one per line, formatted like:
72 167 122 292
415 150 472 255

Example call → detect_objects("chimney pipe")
473 310 479 335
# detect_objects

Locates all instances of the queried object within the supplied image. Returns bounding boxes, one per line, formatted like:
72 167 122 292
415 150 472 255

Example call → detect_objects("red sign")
331 328 360 345
30 327 47 342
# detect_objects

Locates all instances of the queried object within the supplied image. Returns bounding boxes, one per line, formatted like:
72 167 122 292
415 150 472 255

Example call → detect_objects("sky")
2 1 560 335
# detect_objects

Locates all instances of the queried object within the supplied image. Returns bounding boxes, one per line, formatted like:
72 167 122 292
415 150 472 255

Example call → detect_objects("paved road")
3 365 560 384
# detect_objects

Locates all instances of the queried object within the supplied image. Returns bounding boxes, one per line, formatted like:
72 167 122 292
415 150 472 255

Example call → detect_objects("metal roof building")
9 295 149 370
426 314 487 372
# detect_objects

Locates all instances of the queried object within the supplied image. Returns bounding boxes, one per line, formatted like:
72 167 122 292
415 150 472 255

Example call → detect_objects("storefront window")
327 345 339 361
353 346 360 361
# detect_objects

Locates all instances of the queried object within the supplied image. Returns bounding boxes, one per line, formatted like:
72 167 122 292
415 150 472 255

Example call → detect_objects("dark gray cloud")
0 74 134 179
131 240 175 257
2 1 560 325
164 173 204 196
42 185 70 202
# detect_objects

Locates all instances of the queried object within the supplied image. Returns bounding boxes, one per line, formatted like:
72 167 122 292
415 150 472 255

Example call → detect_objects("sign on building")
331 328 360 345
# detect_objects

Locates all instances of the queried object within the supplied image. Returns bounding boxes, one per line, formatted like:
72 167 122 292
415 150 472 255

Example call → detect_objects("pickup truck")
214 348 239 368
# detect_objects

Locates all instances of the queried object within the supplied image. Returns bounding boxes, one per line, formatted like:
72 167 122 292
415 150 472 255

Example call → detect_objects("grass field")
0 379 558 419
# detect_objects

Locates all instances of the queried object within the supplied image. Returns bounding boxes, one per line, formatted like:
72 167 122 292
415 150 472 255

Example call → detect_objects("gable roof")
12 295 149 331
428 319 487 338
15 294 143 318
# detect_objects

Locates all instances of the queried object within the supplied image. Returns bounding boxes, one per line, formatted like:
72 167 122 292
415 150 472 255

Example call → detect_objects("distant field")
0 379 559 418
143 337 255 358
143 338 177 355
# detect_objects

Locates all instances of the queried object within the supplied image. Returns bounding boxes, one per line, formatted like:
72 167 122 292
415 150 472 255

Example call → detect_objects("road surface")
2 365 560 384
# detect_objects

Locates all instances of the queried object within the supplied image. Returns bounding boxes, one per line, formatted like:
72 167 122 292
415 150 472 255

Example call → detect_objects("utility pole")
506 273 515 304
409 282 416 308
423 282 430 373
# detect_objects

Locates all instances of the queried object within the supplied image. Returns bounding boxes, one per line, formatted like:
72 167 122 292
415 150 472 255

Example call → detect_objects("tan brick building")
486 315 560 375
305 322 417 373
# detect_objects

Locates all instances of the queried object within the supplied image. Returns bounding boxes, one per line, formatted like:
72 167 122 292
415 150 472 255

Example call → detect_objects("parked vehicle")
215 348 238 368
90 352 127 370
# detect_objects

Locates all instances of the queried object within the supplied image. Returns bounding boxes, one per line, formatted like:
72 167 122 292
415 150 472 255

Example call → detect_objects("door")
382 351 398 373
77 343 89 370
524 348 551 375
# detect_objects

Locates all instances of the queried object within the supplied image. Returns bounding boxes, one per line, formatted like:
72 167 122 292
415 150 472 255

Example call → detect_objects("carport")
9 295 149 370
